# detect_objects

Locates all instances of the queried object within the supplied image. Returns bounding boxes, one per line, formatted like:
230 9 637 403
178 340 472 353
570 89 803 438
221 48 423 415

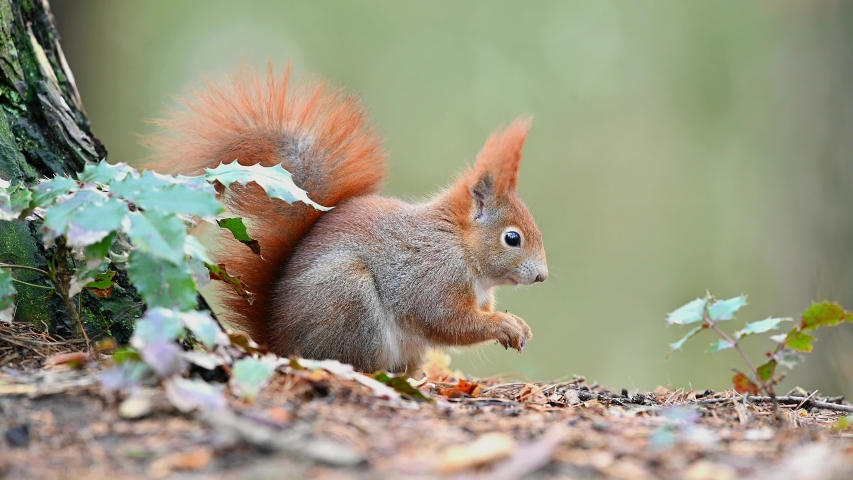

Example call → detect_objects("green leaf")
113 346 141 364
43 189 107 244
217 217 252 242
110 170 223 218
64 198 128 248
164 377 226 412
784 331 816 352
801 302 845 329
31 176 77 207
708 339 734 353
180 310 225 349
205 162 331 211
206 263 255 303
372 371 434 402
756 360 776 382
126 251 197 311
666 297 708 325
124 210 187 265
668 325 704 353
708 295 747 321
217 217 261 255
0 268 16 322
734 317 792 340
184 236 214 264
231 358 275 400
77 161 134 185
0 184 32 221
131 307 185 346
86 270 115 289
84 231 117 270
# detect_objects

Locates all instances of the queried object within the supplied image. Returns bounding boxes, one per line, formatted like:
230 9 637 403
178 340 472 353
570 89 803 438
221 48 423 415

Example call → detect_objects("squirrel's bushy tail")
147 65 387 342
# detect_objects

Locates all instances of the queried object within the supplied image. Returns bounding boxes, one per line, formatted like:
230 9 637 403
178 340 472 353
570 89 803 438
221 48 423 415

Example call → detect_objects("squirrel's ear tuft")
473 117 531 196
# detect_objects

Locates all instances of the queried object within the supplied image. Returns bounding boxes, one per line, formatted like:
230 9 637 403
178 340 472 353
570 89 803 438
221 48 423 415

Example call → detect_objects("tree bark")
0 0 140 342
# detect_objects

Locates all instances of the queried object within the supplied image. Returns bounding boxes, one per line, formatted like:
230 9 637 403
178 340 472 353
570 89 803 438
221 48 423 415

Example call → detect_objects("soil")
1 322 852 480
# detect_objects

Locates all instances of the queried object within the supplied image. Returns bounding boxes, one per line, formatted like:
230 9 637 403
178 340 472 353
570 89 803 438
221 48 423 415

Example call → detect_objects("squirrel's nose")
534 271 548 283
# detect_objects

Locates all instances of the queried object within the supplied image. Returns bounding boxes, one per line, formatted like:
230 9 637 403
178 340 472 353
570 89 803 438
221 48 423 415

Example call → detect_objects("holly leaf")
771 348 803 369
110 170 223 218
205 162 331 211
801 302 845 329
77 161 134 185
230 358 275 401
372 371 433 402
668 325 704 354
732 372 760 395
0 268 16 322
734 317 792 340
42 188 116 246
140 340 185 377
86 270 115 290
207 263 255 303
708 295 747 321
126 251 197 311
217 217 261 255
784 331 816 352
124 210 187 265
181 310 226 349
0 184 33 221
131 308 185 346
164 377 226 412
31 176 78 207
756 360 777 382
708 339 734 353
184 236 214 264
666 297 708 325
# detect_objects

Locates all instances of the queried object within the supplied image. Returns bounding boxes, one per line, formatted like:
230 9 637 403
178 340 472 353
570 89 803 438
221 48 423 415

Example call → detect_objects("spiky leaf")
708 295 747 321
734 317 791 340
77 161 134 185
709 339 734 353
124 210 186 265
756 360 777 382
801 302 845 329
110 170 223 218
231 358 275 400
666 297 708 325
668 325 704 353
784 331 816 352
205 162 330 211
0 268 16 322
217 217 261 255
31 176 78 207
181 310 226 349
126 251 197 311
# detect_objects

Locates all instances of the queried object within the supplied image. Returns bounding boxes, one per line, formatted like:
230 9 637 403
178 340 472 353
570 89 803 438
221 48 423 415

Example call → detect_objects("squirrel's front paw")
494 313 533 352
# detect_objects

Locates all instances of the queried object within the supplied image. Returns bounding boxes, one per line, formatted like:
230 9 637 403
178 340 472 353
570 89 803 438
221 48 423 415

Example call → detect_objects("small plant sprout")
666 294 852 421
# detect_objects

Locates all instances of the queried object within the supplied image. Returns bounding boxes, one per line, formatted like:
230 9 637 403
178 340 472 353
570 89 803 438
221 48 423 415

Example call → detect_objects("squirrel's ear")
472 117 531 197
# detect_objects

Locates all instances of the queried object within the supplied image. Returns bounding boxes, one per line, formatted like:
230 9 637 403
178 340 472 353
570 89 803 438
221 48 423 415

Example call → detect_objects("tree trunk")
0 0 140 342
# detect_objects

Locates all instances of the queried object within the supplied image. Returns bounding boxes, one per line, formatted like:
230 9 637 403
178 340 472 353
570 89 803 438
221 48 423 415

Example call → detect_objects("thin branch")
0 263 52 278
698 395 853 414
11 278 54 291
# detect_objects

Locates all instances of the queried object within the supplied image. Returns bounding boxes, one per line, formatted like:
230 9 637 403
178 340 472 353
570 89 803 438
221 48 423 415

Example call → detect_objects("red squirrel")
149 66 548 375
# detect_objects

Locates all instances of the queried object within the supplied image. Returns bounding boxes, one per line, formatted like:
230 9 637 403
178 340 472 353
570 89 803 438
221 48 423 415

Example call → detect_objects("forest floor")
1 322 852 480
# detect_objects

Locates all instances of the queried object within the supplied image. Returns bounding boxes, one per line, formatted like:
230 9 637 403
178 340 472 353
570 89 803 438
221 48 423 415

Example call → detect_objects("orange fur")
147 65 387 342
446 118 532 226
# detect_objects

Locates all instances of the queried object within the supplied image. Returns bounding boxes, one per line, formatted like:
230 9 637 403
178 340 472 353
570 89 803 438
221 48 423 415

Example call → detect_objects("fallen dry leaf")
439 432 516 473
149 448 213 478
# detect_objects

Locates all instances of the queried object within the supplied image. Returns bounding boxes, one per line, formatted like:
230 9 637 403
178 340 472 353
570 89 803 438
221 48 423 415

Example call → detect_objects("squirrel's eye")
504 231 521 247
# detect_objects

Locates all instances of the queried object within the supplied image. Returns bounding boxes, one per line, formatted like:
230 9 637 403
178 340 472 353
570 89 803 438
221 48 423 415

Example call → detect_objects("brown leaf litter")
0 326 852 479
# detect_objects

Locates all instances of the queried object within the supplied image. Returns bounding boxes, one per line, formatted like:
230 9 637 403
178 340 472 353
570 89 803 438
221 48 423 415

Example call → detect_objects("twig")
698 395 853 413
0 263 52 278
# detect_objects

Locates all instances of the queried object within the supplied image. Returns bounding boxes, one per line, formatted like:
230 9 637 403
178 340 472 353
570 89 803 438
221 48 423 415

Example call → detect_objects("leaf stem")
0 263 53 279
11 278 54 291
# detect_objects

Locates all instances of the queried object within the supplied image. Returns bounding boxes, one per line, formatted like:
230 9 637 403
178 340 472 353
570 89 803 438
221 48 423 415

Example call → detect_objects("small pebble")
6 424 29 448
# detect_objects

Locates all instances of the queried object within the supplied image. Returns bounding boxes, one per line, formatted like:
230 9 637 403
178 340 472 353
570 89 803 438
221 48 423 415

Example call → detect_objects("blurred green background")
53 1 853 396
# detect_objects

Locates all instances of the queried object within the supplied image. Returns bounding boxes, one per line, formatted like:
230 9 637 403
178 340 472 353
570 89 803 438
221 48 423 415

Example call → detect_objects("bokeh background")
53 1 853 396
